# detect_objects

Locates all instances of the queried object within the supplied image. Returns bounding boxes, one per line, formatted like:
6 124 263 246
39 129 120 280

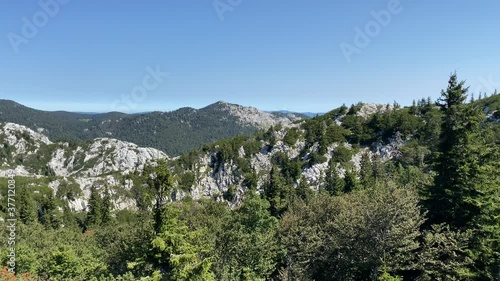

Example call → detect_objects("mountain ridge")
0 99 306 155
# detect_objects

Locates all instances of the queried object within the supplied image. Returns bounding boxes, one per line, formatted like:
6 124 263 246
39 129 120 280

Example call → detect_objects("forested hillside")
1 74 500 280
0 100 304 156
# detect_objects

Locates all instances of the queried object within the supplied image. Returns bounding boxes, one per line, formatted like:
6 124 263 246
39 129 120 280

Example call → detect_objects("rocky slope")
3 95 499 213
214 101 303 129
0 102 401 212
0 122 167 211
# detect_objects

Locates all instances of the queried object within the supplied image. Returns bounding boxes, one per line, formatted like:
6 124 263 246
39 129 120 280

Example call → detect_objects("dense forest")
1 74 500 280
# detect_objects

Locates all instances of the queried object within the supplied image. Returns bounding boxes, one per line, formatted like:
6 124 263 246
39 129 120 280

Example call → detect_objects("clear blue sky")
1 0 499 113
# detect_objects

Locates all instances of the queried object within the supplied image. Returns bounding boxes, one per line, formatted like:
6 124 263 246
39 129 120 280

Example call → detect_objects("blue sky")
1 0 499 113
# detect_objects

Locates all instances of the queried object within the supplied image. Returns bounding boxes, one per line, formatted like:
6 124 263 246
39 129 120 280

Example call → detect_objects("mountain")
3 94 499 211
0 104 391 212
0 100 305 156
2 89 500 280
3 94 499 210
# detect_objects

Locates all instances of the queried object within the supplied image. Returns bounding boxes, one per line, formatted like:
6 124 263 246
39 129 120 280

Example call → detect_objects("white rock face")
356 103 394 119
0 122 52 159
0 166 32 177
82 138 168 176
487 111 500 123
1 122 52 145
218 101 302 129
0 119 409 212
179 136 366 204
46 138 167 177
0 122 168 211
373 132 405 160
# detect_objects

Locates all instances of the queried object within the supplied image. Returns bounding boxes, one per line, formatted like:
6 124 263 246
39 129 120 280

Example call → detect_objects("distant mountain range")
271 110 323 117
0 100 306 156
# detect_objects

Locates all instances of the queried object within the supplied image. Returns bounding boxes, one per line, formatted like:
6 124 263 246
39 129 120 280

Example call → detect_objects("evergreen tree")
86 185 102 227
149 205 215 281
427 73 477 227
216 193 279 280
295 176 313 201
243 168 258 190
61 204 78 230
324 159 345 196
343 169 358 193
17 184 37 224
145 160 174 234
410 99 417 115
39 190 61 229
359 152 374 188
371 154 385 183
101 186 113 225
425 73 500 278
264 165 292 217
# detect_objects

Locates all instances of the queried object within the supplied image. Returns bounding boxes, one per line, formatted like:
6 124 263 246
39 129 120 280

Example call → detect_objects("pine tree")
101 186 113 225
343 169 358 193
61 204 78 229
39 190 60 229
264 165 292 217
324 159 345 196
410 99 417 114
425 73 500 278
17 184 37 224
295 176 313 201
359 152 374 188
145 160 174 234
427 73 477 228
371 154 385 183
86 185 102 227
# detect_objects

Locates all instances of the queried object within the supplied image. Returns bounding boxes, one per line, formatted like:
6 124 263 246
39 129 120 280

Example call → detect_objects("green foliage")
283 127 301 146
223 185 237 201
324 123 348 144
324 159 344 196
86 185 103 228
38 190 62 229
263 166 294 217
3 75 500 280
424 73 500 278
101 187 113 225
56 180 82 201
215 193 279 280
17 184 38 224
179 172 195 190
0 223 107 280
308 152 327 165
144 160 175 234
332 145 353 164
242 138 262 155
417 224 474 280
147 204 215 281
280 184 424 280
